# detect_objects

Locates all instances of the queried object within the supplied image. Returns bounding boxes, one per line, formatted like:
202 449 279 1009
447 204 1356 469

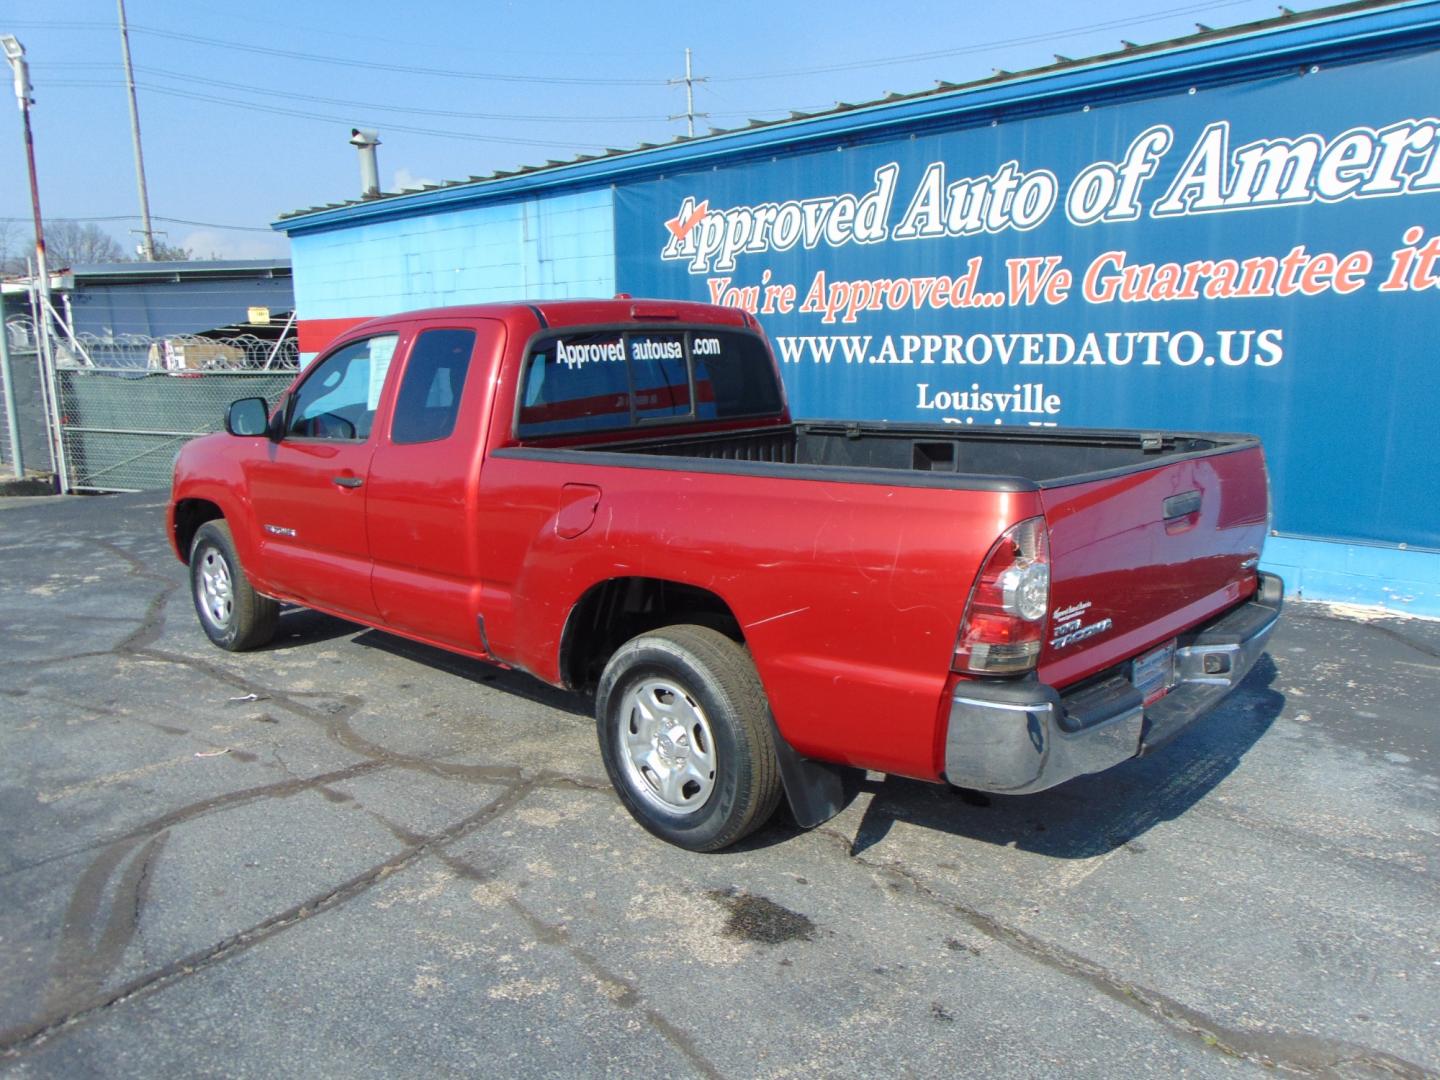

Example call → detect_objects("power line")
5 19 672 86
10 11 667 63
37 63 673 123
11 1 1296 146
1 215 275 233
708 0 1264 82
40 62 822 122
12 2 1270 90
46 81 617 149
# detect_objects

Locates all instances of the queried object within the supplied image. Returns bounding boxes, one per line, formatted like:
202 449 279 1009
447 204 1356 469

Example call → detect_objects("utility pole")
668 48 708 138
116 0 156 260
2 34 67 490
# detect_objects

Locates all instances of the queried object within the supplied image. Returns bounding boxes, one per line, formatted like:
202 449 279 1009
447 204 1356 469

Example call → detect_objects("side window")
392 328 476 445
288 334 399 440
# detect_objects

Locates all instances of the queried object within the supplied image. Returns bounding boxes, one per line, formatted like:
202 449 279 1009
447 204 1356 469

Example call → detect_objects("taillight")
953 516 1051 675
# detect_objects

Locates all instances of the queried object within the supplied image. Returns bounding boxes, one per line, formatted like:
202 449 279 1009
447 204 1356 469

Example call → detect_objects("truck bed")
501 417 1270 707
531 421 1258 490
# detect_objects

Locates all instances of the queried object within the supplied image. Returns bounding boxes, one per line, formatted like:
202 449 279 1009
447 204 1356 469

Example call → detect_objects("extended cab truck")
168 299 1281 851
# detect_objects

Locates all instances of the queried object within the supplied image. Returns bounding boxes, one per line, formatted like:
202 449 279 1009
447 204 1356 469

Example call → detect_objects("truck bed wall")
589 423 1239 486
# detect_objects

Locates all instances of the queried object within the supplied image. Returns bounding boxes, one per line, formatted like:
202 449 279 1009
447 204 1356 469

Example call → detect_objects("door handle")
1163 490 1201 520
332 475 364 489
1163 489 1201 534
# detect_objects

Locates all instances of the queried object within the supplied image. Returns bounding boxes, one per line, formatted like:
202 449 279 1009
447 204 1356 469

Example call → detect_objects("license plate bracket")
1132 639 1177 706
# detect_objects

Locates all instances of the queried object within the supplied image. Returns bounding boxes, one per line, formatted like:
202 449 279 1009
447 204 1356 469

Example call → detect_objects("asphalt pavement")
1 492 1436 1078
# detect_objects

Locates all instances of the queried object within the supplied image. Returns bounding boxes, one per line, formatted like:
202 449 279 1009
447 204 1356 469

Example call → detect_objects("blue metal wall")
290 187 615 328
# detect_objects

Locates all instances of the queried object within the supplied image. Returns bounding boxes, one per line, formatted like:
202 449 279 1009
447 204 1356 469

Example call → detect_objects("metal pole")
116 0 157 260
26 264 67 491
668 48 707 138
4 36 69 492
262 310 297 370
0 311 23 478
683 48 695 138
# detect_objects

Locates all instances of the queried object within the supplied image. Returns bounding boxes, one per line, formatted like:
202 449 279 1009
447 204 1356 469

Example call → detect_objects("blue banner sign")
615 51 1440 549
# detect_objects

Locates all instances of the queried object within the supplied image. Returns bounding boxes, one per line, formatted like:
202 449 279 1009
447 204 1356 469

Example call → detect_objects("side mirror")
225 397 271 437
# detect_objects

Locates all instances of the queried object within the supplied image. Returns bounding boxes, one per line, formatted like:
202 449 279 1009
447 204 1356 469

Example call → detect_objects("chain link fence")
64 330 299 371
1 311 302 491
0 360 17 477
0 343 16 476
1 320 53 479
57 368 295 491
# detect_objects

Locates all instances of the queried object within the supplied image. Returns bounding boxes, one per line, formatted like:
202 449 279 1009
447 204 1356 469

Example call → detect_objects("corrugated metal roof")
65 259 291 280
275 0 1433 231
3 259 291 288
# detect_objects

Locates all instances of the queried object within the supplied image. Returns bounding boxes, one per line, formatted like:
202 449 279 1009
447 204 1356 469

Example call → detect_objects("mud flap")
768 716 863 828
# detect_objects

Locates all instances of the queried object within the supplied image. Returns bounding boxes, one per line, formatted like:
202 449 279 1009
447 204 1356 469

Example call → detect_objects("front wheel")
596 625 782 852
190 520 278 652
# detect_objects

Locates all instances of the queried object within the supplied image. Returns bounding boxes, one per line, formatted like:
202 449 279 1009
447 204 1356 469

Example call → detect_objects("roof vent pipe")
350 128 381 199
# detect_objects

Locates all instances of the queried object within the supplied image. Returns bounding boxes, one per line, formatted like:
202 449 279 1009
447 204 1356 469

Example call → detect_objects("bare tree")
150 240 193 261
40 221 127 268
0 219 26 276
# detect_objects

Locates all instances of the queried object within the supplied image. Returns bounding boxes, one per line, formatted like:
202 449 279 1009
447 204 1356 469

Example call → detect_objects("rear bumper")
942 573 1282 794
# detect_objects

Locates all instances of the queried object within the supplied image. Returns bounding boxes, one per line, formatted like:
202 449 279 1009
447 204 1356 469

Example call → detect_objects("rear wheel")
596 625 781 852
190 520 278 651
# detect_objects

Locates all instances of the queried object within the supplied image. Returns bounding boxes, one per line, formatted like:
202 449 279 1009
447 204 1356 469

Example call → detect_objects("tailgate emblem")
1051 618 1113 650
1050 599 1112 649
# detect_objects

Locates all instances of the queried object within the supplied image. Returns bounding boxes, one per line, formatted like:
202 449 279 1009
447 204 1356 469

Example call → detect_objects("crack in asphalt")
350 807 725 1080
0 779 542 1058
0 760 395 881
4 531 635 1063
42 832 171 1016
1286 606 1440 663
813 825 1436 1079
1188 797 1438 886
425 845 726 1080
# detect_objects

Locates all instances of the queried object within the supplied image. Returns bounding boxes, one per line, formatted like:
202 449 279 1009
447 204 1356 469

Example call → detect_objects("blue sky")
1 0 1331 260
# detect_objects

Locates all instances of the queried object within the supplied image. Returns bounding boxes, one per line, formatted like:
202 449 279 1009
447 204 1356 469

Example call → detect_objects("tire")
596 624 782 852
189 520 279 652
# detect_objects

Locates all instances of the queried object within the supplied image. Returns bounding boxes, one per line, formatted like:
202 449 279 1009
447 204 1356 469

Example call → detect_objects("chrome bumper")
943 573 1282 794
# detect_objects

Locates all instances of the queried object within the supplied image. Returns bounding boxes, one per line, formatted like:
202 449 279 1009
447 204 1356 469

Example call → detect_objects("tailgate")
1036 446 1269 691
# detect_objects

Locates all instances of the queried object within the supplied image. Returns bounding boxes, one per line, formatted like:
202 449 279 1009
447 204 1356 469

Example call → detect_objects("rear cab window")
517 327 782 439
391 328 477 444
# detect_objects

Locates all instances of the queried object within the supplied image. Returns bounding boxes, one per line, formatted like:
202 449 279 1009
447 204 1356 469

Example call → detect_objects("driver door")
246 330 406 620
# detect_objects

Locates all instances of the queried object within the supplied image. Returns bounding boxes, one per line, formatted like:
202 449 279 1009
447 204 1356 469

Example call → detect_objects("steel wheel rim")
617 676 717 816
196 546 234 630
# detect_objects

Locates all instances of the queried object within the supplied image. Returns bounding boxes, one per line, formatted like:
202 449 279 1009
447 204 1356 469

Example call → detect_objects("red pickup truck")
169 299 1280 851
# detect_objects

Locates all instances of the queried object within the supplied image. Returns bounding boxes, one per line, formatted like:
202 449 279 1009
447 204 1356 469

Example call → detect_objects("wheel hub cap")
197 548 233 629
618 679 717 816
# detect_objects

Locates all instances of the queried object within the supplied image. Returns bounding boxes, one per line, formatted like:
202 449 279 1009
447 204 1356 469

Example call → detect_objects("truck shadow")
838 655 1285 860
261 607 373 650
350 628 594 718
256 609 593 717
266 608 1284 861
